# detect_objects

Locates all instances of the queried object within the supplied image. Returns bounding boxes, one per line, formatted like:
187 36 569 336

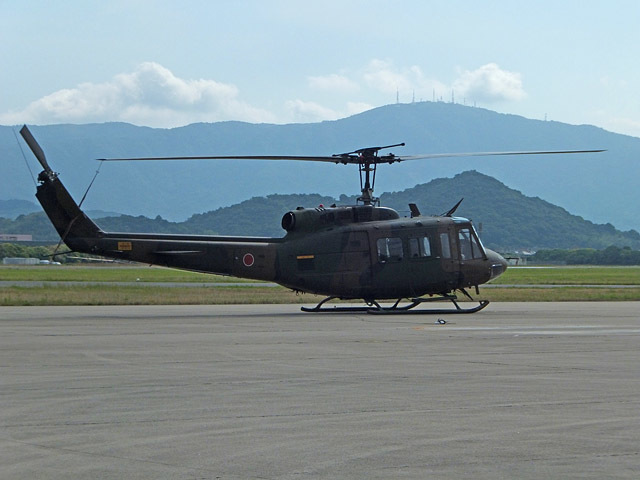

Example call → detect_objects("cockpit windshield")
457 226 485 260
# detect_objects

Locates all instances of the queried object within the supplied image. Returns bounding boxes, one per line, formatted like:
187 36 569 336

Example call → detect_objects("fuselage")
272 204 507 299
35 173 506 302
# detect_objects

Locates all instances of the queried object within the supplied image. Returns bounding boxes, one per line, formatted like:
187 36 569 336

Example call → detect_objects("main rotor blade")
396 149 606 162
20 125 53 173
97 154 346 163
97 149 605 164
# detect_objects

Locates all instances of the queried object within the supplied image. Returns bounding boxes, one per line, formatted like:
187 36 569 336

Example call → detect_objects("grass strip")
492 266 640 285
0 266 256 283
0 285 319 306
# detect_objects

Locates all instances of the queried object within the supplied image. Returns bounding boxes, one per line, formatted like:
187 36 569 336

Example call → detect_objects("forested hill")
2 171 639 251
380 171 640 250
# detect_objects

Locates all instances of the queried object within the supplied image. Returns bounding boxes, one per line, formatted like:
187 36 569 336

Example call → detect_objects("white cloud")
284 99 342 123
308 74 359 92
284 99 374 124
286 61 527 123
363 59 416 94
0 60 529 128
0 62 276 127
361 59 449 102
452 63 526 103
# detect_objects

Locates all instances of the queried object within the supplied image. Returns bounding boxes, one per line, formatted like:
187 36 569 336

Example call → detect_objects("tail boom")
35 172 279 280
24 124 280 281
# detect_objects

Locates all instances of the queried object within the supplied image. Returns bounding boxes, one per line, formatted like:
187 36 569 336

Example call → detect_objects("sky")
2 0 640 137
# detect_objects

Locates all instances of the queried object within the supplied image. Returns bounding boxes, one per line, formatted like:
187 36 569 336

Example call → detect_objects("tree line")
532 246 640 265
0 243 97 263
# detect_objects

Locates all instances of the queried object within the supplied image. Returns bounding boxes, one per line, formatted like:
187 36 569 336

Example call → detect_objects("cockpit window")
440 233 452 259
377 237 404 263
458 227 484 260
409 236 432 258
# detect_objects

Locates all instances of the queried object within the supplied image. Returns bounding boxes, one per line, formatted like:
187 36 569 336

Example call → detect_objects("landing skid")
300 296 382 313
301 294 489 314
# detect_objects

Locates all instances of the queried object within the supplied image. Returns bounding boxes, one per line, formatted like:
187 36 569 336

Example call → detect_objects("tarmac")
1 302 639 479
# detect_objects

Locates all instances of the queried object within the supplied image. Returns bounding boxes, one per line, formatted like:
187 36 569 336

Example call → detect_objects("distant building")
2 257 39 265
0 234 33 241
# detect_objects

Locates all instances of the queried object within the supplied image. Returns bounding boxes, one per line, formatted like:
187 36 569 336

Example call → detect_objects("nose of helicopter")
486 248 508 280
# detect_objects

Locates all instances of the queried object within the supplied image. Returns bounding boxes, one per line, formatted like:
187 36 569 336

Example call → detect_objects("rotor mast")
358 161 377 205
351 143 405 205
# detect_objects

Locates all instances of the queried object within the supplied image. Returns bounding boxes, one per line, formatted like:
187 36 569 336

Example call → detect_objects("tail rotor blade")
20 125 53 173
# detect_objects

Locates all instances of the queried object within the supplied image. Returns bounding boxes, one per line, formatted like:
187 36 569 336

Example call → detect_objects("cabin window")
457 228 483 260
377 237 404 263
409 236 432 258
440 232 452 259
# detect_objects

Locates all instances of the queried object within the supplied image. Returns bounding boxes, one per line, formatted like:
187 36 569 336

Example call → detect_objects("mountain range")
2 102 639 232
0 199 40 219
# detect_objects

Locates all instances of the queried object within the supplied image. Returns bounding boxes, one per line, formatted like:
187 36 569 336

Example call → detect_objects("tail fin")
21 126 102 251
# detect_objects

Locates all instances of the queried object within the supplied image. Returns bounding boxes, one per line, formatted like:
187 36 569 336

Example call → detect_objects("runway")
1 303 639 479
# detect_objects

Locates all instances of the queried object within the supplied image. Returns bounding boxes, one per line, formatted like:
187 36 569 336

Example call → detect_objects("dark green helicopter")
20 126 603 314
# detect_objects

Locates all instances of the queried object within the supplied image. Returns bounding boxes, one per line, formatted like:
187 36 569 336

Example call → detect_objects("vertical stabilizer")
35 176 102 242
20 125 102 250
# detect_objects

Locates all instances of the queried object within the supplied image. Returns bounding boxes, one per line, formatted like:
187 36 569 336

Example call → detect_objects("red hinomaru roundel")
242 253 255 267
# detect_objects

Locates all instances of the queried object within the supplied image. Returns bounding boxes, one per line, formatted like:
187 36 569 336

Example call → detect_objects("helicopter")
19 125 603 314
